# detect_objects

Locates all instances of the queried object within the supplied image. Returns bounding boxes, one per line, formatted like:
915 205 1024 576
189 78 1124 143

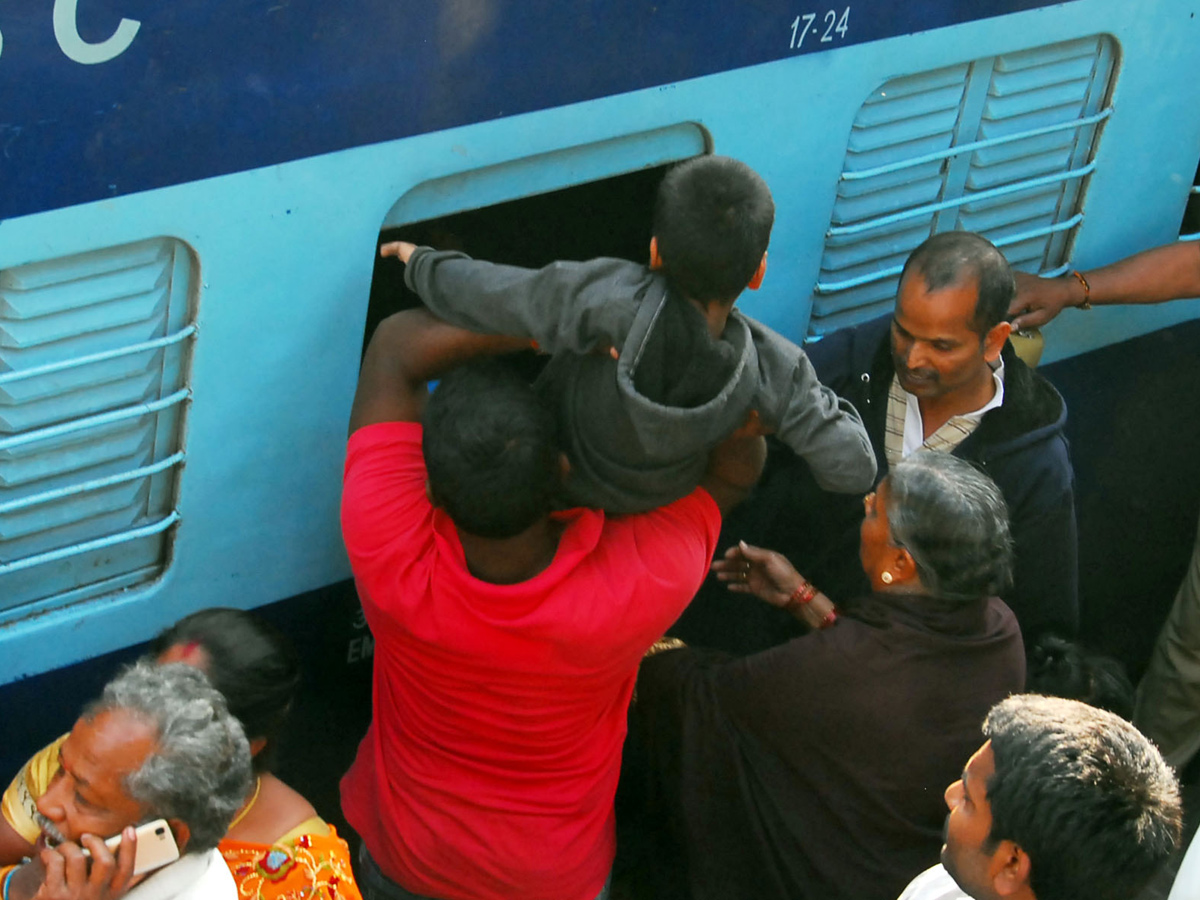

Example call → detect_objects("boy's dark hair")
899 231 1016 335
152 607 301 774
1025 635 1135 720
423 361 559 539
652 155 775 303
983 695 1182 900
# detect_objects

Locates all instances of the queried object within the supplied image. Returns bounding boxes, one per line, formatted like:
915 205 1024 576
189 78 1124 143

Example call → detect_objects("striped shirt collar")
885 358 1005 466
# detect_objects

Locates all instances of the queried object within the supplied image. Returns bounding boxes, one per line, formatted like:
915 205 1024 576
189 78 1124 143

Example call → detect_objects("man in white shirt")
3 661 251 900
897 694 1181 900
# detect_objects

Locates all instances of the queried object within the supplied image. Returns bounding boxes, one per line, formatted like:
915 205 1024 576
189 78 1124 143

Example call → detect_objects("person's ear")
747 251 768 290
990 840 1032 897
983 320 1012 364
248 737 267 758
167 820 190 856
649 237 664 271
558 453 571 484
888 547 919 586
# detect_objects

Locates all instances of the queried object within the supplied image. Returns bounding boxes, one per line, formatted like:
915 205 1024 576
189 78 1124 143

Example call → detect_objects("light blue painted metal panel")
0 0 1197 685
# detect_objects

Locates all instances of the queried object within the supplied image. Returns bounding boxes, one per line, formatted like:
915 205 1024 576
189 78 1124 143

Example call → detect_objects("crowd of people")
3 156 1198 900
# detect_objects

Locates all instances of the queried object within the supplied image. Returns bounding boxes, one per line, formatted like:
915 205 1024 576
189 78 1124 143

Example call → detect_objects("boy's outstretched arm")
350 307 531 434
384 242 643 355
746 319 877 494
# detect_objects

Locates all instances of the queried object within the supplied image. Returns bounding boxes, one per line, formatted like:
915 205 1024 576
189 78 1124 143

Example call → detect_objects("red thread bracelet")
785 580 818 611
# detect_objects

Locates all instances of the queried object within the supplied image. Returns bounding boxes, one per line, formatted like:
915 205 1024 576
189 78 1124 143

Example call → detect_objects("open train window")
809 35 1118 337
364 124 710 354
0 239 197 617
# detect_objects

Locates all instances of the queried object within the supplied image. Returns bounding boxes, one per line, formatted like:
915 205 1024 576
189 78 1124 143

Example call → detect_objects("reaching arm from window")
349 307 531 434
1009 241 1200 331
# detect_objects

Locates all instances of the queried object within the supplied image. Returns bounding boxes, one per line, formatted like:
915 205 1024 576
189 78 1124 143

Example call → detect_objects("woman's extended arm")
711 541 838 630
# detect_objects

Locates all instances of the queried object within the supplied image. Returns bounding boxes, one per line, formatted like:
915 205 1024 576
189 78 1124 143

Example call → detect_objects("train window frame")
808 35 1118 338
0 238 197 618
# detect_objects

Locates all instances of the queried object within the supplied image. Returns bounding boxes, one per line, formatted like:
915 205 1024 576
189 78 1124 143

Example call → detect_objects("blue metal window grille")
809 35 1117 337
0 238 197 615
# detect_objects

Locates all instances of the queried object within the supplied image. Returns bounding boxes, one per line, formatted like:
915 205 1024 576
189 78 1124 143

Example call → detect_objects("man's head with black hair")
940 694 1181 900
422 360 560 539
900 231 1016 336
891 231 1015 406
651 155 775 304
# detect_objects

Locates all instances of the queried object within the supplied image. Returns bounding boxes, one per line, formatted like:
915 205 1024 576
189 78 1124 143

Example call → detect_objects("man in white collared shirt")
4 661 250 900
706 231 1077 649
896 695 1180 900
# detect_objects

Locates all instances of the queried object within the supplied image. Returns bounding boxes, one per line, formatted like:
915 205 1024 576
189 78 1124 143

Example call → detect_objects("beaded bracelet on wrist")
784 580 818 611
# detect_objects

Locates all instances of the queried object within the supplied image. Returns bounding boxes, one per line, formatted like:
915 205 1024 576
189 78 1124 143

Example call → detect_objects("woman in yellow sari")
0 609 362 900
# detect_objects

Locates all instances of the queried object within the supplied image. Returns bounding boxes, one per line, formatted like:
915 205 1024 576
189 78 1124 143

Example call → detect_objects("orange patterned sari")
220 820 362 900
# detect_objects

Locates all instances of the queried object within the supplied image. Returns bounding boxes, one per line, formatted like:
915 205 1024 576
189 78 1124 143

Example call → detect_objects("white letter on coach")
54 0 141 65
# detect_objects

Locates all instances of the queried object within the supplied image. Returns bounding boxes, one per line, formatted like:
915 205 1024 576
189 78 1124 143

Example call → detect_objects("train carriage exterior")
2 0 1199 814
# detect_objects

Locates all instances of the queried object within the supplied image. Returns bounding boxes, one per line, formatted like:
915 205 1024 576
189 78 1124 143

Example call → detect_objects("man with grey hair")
695 230 1076 650
897 694 1182 900
3 661 252 900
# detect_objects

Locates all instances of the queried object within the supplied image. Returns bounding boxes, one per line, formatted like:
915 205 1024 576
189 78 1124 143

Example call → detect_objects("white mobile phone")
99 818 181 876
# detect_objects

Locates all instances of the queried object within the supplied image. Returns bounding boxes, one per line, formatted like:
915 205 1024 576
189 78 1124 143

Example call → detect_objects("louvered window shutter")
0 239 196 614
810 36 1116 338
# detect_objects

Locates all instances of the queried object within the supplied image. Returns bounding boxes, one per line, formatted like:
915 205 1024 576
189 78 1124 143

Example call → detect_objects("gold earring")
881 571 893 585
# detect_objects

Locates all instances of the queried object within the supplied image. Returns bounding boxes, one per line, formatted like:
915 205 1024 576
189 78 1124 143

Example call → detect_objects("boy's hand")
379 241 418 264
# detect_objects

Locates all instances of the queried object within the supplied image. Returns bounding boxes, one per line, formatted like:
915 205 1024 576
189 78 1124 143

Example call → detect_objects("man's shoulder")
978 345 1068 456
806 314 892 384
126 850 237 900
895 864 971 900
596 489 721 578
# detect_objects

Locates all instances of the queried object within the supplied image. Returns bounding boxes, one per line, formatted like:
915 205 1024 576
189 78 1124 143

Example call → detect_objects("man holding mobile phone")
0 662 252 900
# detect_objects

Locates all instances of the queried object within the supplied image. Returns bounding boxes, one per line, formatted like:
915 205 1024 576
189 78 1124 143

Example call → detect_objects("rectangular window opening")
365 162 686 364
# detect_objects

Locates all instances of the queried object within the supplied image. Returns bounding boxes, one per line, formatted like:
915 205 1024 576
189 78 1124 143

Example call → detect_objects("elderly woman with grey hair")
627 452 1025 900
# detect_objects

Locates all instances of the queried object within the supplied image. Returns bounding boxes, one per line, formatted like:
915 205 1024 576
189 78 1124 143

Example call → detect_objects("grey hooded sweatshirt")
406 248 876 514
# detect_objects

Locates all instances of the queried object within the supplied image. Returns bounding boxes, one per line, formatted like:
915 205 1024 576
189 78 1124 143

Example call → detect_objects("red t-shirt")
339 422 720 900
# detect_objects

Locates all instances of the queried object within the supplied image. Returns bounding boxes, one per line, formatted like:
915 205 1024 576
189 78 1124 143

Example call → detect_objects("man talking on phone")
0 662 252 900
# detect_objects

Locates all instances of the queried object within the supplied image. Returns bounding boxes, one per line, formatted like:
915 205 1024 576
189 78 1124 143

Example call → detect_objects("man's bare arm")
0 817 34 866
699 432 767 515
1009 241 1200 331
349 307 531 434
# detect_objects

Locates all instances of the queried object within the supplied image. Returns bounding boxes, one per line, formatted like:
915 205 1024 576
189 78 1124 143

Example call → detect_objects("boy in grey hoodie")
384 156 875 514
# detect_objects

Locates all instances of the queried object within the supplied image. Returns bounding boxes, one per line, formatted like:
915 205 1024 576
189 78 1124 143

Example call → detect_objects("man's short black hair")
983 695 1181 900
653 155 775 303
899 231 1016 335
423 360 559 539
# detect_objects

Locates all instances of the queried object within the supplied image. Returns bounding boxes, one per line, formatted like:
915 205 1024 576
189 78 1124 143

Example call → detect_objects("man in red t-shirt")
340 308 765 900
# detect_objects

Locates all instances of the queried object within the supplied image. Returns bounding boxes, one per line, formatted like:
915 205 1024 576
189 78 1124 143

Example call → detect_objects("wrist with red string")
783 577 838 629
